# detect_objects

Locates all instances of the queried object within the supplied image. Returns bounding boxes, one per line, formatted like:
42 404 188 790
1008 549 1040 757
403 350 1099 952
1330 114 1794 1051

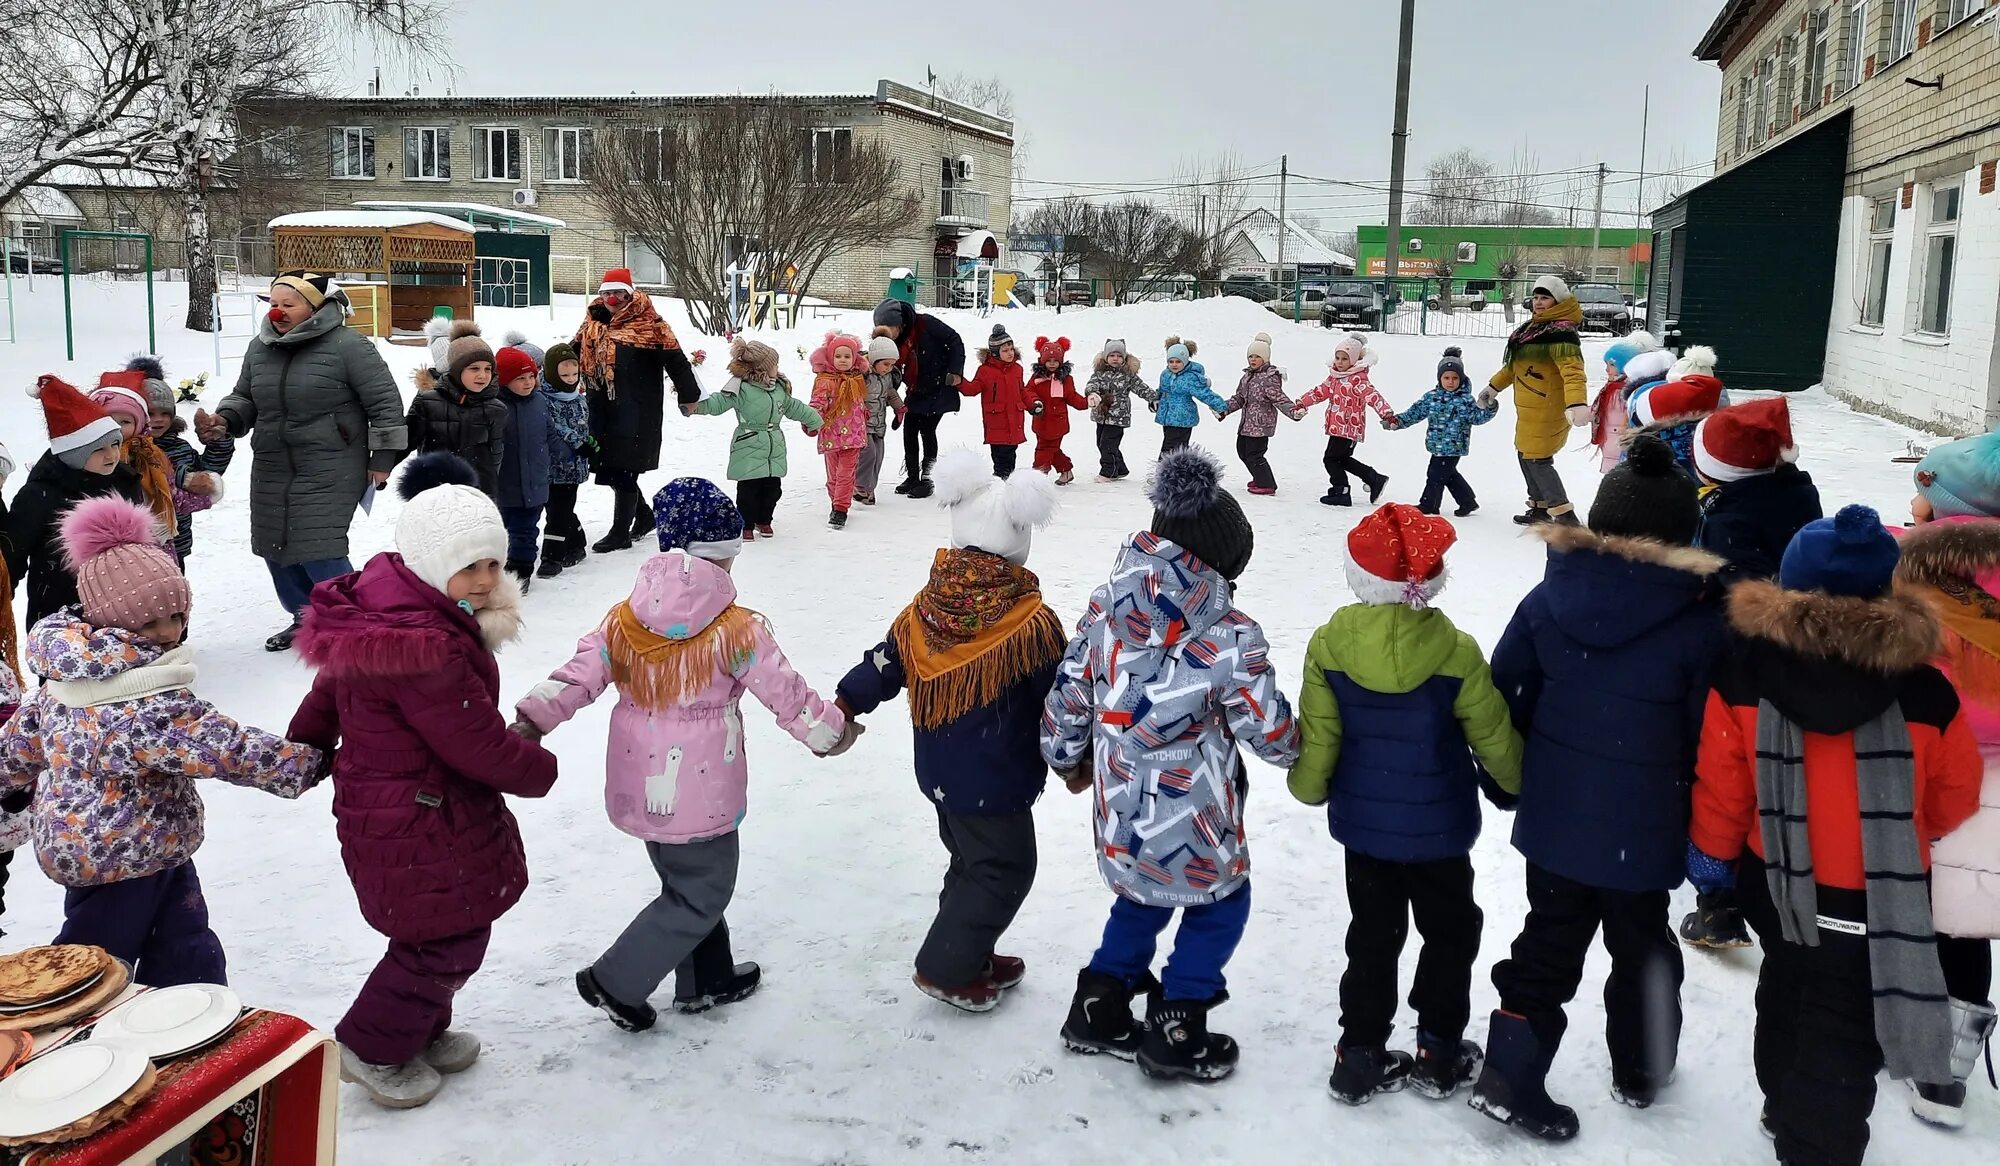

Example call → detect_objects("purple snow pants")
336 927 492 1067
56 860 227 987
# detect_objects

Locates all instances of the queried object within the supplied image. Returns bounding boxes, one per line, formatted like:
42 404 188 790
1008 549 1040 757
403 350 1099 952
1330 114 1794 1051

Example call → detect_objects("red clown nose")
267 307 287 324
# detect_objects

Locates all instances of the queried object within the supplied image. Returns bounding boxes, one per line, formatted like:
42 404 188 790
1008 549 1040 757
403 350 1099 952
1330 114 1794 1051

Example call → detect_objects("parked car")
1318 280 1389 331
1574 283 1637 335
1220 277 1281 303
1264 287 1329 321
1059 280 1095 307
5 251 61 275
1425 280 1494 312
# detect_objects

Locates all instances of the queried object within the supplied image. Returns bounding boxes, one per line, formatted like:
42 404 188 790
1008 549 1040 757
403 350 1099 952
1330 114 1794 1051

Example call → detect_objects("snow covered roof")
1233 209 1353 269
352 200 567 230
41 166 173 189
268 210 475 233
5 186 84 221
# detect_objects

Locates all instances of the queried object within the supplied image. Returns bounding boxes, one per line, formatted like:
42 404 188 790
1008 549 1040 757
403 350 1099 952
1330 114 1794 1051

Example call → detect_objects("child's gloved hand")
1086 392 1102 410
1029 401 1045 416
816 719 865 758
1686 840 1736 894
1289 407 1307 422
1063 769 1092 795
588 303 612 325
509 720 544 742
1566 404 1592 428
892 406 906 430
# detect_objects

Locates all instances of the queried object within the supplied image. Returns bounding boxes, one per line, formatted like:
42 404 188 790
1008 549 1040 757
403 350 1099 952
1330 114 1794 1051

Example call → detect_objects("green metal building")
1353 224 1652 298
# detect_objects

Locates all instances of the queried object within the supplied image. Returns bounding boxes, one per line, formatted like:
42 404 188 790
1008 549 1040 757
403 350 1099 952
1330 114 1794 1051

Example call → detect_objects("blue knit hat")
1780 504 1900 598
1914 433 2000 519
1603 333 1661 376
651 477 742 560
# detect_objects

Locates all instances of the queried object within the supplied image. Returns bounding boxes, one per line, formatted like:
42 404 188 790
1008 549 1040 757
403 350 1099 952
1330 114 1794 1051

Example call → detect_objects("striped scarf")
1755 699 1953 1085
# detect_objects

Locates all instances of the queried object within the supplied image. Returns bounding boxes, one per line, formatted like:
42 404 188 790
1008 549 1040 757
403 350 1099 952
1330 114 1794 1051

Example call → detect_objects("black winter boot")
674 920 762 1015
1470 1010 1578 1141
1060 968 1157 1061
627 496 655 542
536 540 567 579
1137 991 1238 1082
505 560 533 595
1409 1030 1483 1100
1327 1041 1414 1105
593 492 635 553
576 967 655 1033
1512 507 1551 526
1679 891 1752 950
1610 1064 1675 1108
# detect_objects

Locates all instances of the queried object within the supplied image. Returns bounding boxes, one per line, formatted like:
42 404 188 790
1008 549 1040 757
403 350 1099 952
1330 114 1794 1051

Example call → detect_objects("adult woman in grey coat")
195 271 406 650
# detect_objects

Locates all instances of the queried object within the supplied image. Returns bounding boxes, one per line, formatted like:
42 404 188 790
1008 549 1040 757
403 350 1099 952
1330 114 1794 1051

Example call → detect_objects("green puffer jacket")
1290 602 1522 862
216 293 407 565
692 374 823 481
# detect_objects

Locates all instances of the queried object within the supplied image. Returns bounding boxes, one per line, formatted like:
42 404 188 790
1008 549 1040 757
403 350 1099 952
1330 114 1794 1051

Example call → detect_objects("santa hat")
30 375 124 467
1345 503 1455 607
89 370 151 429
932 447 1057 566
1631 374 1725 427
600 267 636 295
60 496 188 633
495 346 539 387
394 453 509 595
1694 398 1798 484
1035 336 1071 365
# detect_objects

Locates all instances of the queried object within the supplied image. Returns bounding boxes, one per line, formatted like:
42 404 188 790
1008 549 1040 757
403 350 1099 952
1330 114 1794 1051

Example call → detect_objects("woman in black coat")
871 298 966 500
572 269 702 550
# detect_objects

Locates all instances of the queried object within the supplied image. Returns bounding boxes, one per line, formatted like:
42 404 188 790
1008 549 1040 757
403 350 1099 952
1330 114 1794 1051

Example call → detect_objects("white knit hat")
1531 274 1572 302
1246 332 1272 363
424 316 453 372
394 453 509 594
931 448 1057 565
866 335 899 364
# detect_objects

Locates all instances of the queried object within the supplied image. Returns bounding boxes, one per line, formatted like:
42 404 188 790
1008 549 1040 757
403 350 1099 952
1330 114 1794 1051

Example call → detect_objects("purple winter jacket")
0 613 323 887
1222 364 1296 439
289 554 557 943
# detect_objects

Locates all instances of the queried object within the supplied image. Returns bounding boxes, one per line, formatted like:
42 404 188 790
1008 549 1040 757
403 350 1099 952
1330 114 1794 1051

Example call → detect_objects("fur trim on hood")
1727 579 1939 673
296 570 523 680
1092 351 1142 375
975 347 1020 366
1535 522 1726 577
1894 518 2000 593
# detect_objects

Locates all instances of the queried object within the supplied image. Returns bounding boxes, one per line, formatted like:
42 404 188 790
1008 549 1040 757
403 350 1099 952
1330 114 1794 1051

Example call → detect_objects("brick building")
1675 0 2000 427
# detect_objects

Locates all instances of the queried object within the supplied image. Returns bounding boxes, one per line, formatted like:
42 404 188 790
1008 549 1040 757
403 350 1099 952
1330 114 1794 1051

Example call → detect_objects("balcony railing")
938 187 988 225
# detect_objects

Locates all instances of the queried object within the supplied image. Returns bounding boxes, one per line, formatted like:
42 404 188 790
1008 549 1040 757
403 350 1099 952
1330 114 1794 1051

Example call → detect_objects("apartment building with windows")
1667 0 2000 427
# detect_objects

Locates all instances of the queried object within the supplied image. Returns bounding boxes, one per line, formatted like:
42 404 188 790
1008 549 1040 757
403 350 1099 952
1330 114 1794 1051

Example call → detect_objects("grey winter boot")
340 1046 443 1109
1908 997 1998 1129
421 1030 480 1075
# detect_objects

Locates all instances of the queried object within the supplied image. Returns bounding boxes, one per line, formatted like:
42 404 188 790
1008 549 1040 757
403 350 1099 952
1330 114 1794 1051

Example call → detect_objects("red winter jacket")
1025 363 1086 440
1691 582 1981 891
961 350 1029 445
289 554 558 943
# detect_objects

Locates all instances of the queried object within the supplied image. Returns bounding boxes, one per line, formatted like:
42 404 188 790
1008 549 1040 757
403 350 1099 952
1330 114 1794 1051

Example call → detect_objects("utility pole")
1634 85 1650 231
1382 0 1416 303
1277 154 1288 294
1590 161 1608 284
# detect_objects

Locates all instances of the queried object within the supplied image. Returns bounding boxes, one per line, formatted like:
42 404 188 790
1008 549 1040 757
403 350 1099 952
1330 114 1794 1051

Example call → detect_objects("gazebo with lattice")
268 210 476 335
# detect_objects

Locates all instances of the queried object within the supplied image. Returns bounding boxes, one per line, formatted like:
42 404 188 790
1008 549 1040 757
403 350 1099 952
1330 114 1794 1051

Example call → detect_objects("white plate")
89 985 239 1060
0 971 104 1016
0 1042 148 1137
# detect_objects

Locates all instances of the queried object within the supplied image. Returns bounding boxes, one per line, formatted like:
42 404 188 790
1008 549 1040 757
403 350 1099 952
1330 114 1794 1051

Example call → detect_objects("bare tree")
1088 198 1186 304
1497 147 1563 228
1495 248 1526 323
930 73 1015 118
1410 147 1499 227
0 6 173 206
588 100 920 333
1168 152 1253 286
1016 196 1096 311
1647 147 1709 210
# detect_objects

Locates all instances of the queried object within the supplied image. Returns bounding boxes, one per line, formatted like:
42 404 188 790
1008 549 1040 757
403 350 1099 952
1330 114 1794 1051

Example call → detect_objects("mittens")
1565 404 1592 428
1686 840 1737 894
1476 387 1499 410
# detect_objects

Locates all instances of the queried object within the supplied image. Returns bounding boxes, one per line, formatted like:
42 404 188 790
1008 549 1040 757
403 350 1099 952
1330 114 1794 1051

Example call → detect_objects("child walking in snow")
6 376 148 627
856 336 905 507
288 453 558 1109
1590 335 1661 474
1393 346 1498 517
134 357 230 564
1293 334 1398 507
1043 449 1301 1081
1690 397 1823 589
962 325 1031 478
0 497 323 986
406 322 508 498
689 338 822 542
1691 507 1980 1164
536 343 593 579
496 346 554 591
1085 339 1151 481
1219 332 1296 495
1290 503 1522 1104
1025 337 1087 484
808 333 871 529
89 371 183 555
836 451 1064 1013
517 477 851 1033
1152 337 1227 456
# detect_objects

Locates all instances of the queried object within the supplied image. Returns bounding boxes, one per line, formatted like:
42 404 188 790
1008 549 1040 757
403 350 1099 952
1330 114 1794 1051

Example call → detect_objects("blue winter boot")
1469 1010 1578 1142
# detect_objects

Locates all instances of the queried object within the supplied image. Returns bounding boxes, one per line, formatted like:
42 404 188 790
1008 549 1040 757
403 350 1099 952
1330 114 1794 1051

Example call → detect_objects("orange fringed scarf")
0 558 18 685
124 434 177 540
889 548 1067 731
603 601 761 712
1913 581 2000 710
824 371 867 424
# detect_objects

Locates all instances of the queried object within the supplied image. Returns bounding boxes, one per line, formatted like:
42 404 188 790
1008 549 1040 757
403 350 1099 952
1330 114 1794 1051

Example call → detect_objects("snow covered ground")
0 278 1986 1164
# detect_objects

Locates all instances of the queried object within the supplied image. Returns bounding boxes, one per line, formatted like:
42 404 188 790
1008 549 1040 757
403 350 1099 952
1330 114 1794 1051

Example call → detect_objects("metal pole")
1635 85 1651 231
61 229 73 361
1590 161 1608 284
1277 153 1288 303
145 237 156 356
1382 0 1417 314
3 236 13 345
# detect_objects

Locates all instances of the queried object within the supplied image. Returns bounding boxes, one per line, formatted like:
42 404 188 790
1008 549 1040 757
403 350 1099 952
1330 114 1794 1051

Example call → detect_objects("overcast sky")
349 0 1724 230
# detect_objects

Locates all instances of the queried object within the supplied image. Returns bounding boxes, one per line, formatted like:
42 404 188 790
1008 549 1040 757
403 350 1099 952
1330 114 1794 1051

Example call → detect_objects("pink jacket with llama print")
1294 353 1397 442
515 550 844 845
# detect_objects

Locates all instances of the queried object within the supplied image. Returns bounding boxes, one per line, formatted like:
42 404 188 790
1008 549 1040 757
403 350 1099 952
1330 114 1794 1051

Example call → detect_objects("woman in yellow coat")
1479 276 1590 525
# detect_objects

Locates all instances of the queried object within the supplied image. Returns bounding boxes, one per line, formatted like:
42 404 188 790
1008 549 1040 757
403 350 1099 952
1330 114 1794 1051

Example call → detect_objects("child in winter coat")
5 376 148 627
1025 337 1087 484
961 325 1032 478
1219 332 1296 495
1394 346 1498 517
89 371 184 555
1084 339 1153 481
1590 335 1662 474
0 497 323 986
1690 397 1825 587
536 343 593 579
1475 437 1727 1142
1691 507 1980 1165
1153 337 1227 456
1293 334 1399 507
406 322 509 498
1043 449 1302 1082
494 346 553 591
517 477 850 1033
1291 503 1523 1104
837 451 1064 1013
1627 346 1726 479
1895 434 2000 1130
808 332 871 529
690 338 822 541
0 646 18 918
856 336 905 506
133 357 230 564
288 452 559 1109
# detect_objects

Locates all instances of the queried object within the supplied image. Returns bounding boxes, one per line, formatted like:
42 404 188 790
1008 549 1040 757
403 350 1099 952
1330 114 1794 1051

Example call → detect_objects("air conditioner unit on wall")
955 155 975 180
513 188 537 208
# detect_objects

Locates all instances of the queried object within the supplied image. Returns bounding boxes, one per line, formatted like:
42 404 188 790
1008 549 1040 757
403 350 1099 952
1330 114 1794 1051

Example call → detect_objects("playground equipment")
269 211 475 333
60 229 156 361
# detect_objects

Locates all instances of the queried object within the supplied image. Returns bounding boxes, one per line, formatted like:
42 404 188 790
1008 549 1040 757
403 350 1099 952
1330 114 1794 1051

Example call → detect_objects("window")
329 126 374 179
112 211 137 231
1735 74 1753 153
256 128 303 177
1892 0 1919 60
1842 0 1870 91
1862 195 1895 326
617 126 666 183
473 127 523 182
403 127 450 180
801 128 851 183
1948 0 1978 25
1775 35 1797 132
1753 52 1775 144
623 236 668 287
545 127 591 183
1455 241 1477 264
1918 183 1960 334
1803 8 1832 109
